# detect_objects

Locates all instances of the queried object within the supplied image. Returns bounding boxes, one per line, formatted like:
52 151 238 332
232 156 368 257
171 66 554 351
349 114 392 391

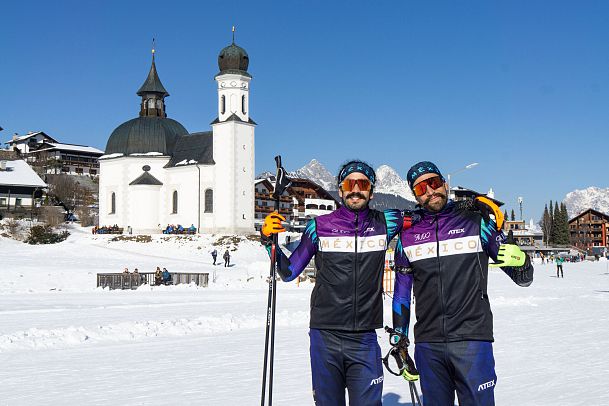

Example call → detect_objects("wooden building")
5 131 104 177
254 177 340 231
254 178 292 230
0 154 47 219
569 209 609 253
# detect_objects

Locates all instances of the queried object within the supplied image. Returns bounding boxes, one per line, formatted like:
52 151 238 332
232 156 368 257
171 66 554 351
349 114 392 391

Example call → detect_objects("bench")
97 272 209 290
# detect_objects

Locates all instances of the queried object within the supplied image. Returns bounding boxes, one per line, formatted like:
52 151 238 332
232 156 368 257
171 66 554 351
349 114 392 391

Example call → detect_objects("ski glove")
490 231 526 267
261 211 286 237
454 197 503 231
474 196 504 230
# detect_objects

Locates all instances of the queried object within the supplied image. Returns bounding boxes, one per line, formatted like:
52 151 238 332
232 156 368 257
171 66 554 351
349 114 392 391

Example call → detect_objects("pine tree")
541 204 551 245
510 209 516 221
551 202 561 245
504 210 508 223
561 202 570 245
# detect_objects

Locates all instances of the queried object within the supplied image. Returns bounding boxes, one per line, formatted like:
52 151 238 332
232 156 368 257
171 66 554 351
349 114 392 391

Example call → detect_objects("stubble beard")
421 192 447 212
343 192 369 211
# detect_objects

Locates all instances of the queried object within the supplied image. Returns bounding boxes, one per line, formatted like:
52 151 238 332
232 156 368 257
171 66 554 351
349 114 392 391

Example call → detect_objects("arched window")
172 191 178 214
110 192 116 214
242 95 246 114
220 95 226 114
204 189 213 213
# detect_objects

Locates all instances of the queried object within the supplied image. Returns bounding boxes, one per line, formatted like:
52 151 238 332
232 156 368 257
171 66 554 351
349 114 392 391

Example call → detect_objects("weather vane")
232 26 235 43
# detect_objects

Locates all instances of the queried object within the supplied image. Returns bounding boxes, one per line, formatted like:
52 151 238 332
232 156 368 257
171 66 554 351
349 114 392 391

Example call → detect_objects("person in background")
211 249 218 265
556 256 564 278
223 250 230 267
162 268 172 285
154 267 163 285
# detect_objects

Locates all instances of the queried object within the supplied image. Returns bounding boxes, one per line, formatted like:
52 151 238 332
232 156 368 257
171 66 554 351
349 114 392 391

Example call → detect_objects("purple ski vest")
278 206 402 331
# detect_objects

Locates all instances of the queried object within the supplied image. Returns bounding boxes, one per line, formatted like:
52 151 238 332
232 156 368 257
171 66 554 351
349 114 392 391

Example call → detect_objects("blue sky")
2 1 608 221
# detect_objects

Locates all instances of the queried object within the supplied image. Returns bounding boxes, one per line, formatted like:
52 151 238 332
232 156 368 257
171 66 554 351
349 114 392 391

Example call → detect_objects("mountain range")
258 159 416 210
563 187 609 218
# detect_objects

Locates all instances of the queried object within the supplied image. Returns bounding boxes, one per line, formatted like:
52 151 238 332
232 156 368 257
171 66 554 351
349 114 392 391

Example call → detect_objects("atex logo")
478 379 495 391
370 376 383 386
448 228 465 235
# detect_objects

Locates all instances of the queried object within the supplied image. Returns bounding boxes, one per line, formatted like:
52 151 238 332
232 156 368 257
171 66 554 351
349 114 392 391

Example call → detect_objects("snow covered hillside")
1 227 609 405
564 186 609 217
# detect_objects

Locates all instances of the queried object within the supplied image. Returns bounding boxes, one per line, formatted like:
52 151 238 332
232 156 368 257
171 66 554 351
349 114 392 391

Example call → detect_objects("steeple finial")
232 26 235 44
152 38 156 61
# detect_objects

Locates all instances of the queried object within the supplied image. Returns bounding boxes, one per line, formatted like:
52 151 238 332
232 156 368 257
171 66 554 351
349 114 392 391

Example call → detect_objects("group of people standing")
210 249 231 267
261 160 534 406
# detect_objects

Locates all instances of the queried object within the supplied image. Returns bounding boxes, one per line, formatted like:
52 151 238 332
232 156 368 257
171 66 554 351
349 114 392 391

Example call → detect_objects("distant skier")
223 250 230 267
556 256 564 278
211 249 218 265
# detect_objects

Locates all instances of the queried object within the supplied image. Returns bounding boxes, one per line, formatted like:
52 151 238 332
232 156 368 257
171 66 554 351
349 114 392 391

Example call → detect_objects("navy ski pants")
415 341 497 406
309 328 383 406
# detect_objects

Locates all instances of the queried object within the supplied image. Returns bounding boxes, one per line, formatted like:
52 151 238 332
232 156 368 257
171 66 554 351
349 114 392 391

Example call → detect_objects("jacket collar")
417 200 455 220
336 204 370 221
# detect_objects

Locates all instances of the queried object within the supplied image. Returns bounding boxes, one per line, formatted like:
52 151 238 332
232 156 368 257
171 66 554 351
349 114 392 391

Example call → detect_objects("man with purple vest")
392 161 534 406
262 160 399 405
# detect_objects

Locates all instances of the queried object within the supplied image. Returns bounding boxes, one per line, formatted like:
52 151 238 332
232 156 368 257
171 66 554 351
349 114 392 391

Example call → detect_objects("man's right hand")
262 211 286 237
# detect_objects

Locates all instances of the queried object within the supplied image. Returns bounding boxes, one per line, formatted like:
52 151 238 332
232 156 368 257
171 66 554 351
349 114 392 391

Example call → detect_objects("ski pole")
261 155 287 406
409 381 423 406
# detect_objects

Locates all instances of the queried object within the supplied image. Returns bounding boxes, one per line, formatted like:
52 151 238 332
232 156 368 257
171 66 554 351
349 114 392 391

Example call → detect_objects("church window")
156 99 162 109
148 99 155 109
172 191 178 214
242 95 246 114
204 189 213 213
110 192 116 214
221 96 226 114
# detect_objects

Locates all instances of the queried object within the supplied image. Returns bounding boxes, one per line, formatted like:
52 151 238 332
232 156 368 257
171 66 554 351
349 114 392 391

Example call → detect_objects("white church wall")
212 120 255 234
130 185 161 233
99 156 169 230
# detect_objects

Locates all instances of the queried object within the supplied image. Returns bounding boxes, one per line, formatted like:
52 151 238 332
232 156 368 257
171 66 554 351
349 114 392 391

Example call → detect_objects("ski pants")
309 328 383 406
415 341 497 406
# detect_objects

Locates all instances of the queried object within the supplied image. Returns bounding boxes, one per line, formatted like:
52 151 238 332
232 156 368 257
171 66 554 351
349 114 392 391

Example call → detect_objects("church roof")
137 56 169 97
129 171 163 186
105 116 188 156
210 113 257 125
165 131 215 168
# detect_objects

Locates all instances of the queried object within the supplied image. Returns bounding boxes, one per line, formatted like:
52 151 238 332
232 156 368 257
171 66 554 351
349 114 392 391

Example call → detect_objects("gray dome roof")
105 116 188 155
218 43 250 76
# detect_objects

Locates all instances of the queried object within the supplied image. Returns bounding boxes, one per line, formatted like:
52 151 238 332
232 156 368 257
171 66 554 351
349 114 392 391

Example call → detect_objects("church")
99 38 255 234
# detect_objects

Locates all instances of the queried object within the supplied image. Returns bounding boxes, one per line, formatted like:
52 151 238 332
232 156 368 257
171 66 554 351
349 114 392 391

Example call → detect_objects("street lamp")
518 196 523 221
447 162 479 199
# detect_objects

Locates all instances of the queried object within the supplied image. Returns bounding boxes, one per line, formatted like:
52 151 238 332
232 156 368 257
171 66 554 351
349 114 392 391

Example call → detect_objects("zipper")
353 212 359 330
434 215 447 340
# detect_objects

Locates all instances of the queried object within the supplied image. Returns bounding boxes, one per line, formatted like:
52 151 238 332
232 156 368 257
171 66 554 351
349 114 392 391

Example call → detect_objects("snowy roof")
37 142 104 155
5 131 58 144
0 159 47 188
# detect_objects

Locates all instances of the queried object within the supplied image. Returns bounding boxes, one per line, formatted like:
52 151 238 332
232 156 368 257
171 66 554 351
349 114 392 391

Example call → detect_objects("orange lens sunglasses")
340 178 372 192
412 176 444 197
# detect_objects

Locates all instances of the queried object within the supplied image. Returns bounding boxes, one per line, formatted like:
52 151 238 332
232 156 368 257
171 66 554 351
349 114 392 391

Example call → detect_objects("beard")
343 192 369 211
421 192 447 212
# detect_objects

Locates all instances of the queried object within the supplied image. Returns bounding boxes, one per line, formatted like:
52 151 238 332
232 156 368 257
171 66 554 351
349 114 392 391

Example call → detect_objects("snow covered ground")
1 226 609 405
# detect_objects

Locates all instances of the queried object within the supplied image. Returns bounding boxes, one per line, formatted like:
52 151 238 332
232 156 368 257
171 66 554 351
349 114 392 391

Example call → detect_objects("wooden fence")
96 272 209 290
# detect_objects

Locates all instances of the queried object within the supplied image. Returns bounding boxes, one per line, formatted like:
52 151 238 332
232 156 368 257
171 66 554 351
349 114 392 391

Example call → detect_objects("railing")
96 272 209 290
